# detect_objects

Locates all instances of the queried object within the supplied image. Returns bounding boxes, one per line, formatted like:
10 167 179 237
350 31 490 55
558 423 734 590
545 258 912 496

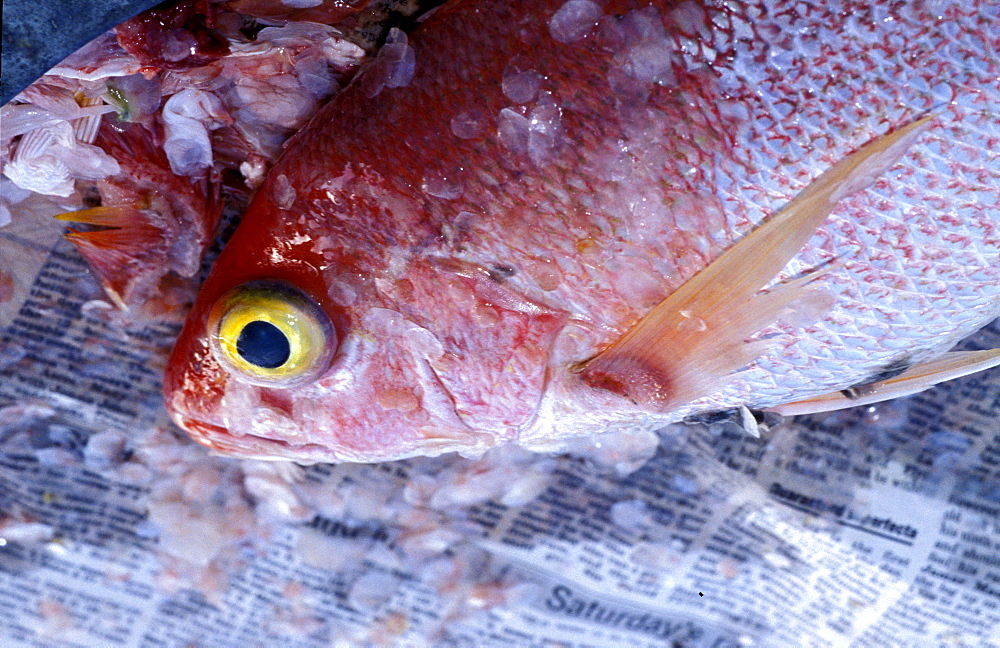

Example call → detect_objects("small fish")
164 0 1000 462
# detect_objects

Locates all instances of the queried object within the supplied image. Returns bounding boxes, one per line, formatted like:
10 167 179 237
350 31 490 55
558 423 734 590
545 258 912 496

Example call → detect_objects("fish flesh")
164 0 1000 463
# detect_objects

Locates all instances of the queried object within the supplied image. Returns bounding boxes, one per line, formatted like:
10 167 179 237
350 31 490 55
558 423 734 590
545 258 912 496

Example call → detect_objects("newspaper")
2 200 999 646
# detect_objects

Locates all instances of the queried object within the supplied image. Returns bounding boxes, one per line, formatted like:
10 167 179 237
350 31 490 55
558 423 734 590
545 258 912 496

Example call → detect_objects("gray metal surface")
1 0 160 105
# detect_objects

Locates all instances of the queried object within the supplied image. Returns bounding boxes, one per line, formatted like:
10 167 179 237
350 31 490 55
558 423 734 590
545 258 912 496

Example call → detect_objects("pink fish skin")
164 0 1000 462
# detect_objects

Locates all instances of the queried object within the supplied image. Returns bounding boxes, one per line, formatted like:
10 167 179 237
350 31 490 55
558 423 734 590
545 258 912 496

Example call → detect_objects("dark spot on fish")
865 357 912 383
239 18 266 41
197 197 247 280
80 184 101 209
841 356 911 399
684 407 776 429
684 410 735 425
489 264 516 281
348 0 447 53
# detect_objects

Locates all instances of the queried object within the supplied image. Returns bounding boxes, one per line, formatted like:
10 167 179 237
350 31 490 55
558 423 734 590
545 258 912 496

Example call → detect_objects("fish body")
164 0 1000 462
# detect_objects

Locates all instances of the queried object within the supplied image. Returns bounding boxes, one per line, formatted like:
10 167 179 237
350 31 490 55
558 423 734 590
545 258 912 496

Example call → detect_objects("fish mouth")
174 413 480 464
175 414 345 463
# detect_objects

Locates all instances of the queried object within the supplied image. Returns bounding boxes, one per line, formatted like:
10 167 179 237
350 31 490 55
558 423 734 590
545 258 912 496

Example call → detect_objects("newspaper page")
2 201 999 646
3 0 1000 644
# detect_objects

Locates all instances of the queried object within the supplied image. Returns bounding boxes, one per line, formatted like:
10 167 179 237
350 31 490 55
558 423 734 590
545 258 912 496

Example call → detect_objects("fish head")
163 165 567 463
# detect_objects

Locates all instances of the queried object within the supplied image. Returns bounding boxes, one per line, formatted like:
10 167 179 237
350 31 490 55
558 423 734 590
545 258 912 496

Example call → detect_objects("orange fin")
56 203 147 228
63 225 164 309
57 201 165 309
768 349 1000 416
576 116 935 408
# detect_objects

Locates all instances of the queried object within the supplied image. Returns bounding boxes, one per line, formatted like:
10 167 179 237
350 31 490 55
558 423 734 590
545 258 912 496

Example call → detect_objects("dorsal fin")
575 116 935 409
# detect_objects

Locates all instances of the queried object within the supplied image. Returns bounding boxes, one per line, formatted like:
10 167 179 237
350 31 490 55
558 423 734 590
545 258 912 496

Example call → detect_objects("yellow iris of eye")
208 282 336 387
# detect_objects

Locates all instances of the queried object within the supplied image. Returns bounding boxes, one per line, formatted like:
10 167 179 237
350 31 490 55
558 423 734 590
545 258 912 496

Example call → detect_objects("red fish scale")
166 0 1000 461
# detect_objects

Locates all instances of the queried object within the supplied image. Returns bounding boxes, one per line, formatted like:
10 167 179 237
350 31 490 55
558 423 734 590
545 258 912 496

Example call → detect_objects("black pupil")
236 321 291 369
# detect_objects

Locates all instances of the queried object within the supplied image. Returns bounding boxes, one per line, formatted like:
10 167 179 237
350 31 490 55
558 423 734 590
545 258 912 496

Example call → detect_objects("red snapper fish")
164 0 1000 462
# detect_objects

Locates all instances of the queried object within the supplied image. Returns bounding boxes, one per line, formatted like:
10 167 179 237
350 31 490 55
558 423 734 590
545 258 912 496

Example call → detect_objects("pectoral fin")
575 116 935 409
768 348 1000 416
57 203 163 309
56 203 147 228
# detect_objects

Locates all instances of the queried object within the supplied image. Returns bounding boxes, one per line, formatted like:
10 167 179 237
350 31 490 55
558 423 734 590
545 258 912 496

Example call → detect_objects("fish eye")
207 281 336 387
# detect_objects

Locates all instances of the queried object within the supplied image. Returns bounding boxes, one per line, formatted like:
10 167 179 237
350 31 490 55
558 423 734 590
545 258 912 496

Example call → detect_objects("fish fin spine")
768 348 1000 416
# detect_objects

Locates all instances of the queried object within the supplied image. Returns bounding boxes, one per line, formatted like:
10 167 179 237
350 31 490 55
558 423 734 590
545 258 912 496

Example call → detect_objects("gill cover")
207 281 335 387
